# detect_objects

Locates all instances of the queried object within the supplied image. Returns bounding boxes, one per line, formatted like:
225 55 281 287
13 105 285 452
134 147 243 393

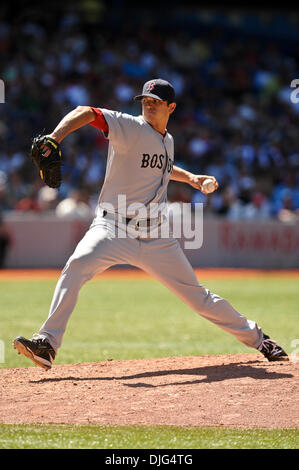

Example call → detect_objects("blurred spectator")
14 181 41 212
241 192 272 220
55 188 93 218
0 213 11 268
6 171 30 207
14 195 40 212
277 207 299 222
0 4 298 222
37 186 60 212
0 171 10 211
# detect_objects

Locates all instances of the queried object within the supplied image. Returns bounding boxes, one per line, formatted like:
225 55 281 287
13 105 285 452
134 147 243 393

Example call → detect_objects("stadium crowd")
1 4 299 222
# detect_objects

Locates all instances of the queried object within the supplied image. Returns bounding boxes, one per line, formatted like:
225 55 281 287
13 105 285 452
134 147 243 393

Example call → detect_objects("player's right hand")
189 174 218 191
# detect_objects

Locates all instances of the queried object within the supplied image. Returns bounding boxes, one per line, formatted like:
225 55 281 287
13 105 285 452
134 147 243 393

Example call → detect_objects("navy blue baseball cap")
134 78 175 102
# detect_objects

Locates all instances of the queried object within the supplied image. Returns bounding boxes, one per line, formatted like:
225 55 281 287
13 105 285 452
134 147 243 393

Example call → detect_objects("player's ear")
168 102 176 114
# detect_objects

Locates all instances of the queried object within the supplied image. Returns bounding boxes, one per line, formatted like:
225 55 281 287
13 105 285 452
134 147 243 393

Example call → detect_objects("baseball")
201 178 216 194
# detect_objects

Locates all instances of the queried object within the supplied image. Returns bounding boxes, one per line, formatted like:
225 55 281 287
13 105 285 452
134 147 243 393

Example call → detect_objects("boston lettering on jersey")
141 153 173 173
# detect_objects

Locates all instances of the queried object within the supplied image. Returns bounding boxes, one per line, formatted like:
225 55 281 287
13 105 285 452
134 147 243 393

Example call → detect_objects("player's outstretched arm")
42 106 96 156
171 165 219 194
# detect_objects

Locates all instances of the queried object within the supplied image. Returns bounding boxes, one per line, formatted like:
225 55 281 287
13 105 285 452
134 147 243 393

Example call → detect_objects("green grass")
0 424 298 449
0 274 298 449
0 276 297 367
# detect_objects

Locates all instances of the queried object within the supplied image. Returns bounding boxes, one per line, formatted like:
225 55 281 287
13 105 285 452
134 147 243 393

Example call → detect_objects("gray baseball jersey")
97 109 174 215
38 108 263 352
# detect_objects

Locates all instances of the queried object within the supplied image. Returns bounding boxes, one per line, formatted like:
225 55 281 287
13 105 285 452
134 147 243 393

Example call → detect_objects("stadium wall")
3 214 299 269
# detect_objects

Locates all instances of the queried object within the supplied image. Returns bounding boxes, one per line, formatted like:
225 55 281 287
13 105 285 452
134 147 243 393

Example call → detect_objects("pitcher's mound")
0 354 298 428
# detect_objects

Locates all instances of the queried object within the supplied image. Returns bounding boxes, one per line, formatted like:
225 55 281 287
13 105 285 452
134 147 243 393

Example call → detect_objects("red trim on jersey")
89 107 109 133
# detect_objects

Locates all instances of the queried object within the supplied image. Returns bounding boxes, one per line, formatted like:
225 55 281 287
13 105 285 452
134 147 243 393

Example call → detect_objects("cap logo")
147 80 156 92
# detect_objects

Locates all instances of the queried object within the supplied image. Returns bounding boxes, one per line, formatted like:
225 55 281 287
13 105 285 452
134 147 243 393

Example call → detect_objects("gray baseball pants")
39 217 263 351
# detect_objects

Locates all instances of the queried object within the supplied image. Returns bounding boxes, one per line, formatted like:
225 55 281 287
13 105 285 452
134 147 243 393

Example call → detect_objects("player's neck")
144 117 167 137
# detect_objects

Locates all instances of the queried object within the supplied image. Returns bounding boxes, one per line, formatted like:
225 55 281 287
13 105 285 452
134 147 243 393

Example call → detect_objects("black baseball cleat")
13 335 56 371
258 334 289 362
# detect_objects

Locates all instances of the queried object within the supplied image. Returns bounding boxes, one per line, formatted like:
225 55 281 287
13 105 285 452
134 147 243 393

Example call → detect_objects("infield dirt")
0 268 298 429
0 354 298 428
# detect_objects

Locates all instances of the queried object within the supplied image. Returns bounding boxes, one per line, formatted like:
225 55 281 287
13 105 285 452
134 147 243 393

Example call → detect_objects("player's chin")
144 110 156 120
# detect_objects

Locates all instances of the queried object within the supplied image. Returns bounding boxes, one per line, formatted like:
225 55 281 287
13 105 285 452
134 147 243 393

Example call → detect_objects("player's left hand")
189 175 219 192
30 135 63 189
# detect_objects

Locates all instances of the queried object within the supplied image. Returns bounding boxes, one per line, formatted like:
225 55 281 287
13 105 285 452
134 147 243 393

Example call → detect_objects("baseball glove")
30 135 62 188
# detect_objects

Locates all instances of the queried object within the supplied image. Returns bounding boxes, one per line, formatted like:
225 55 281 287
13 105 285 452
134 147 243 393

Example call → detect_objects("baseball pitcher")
14 79 288 369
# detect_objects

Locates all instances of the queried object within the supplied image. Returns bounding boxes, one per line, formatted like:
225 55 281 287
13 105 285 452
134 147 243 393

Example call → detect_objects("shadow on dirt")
30 360 293 388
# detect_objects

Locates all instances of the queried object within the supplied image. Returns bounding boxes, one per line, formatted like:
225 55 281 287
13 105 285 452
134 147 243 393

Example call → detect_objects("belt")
102 210 161 229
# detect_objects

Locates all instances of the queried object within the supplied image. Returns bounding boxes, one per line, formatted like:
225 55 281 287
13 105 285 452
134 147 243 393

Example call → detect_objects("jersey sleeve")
89 107 109 134
99 109 140 151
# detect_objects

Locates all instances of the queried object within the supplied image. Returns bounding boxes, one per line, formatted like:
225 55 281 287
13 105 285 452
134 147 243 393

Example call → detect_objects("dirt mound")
0 354 298 428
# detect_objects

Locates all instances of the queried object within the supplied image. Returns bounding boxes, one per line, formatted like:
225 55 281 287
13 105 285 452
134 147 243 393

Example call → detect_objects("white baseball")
201 178 215 194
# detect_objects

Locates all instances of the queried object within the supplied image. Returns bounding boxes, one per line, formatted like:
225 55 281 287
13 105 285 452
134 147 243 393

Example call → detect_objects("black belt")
102 210 161 228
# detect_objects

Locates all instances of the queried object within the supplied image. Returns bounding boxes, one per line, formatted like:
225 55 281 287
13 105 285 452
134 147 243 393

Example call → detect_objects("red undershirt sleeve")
89 107 109 133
